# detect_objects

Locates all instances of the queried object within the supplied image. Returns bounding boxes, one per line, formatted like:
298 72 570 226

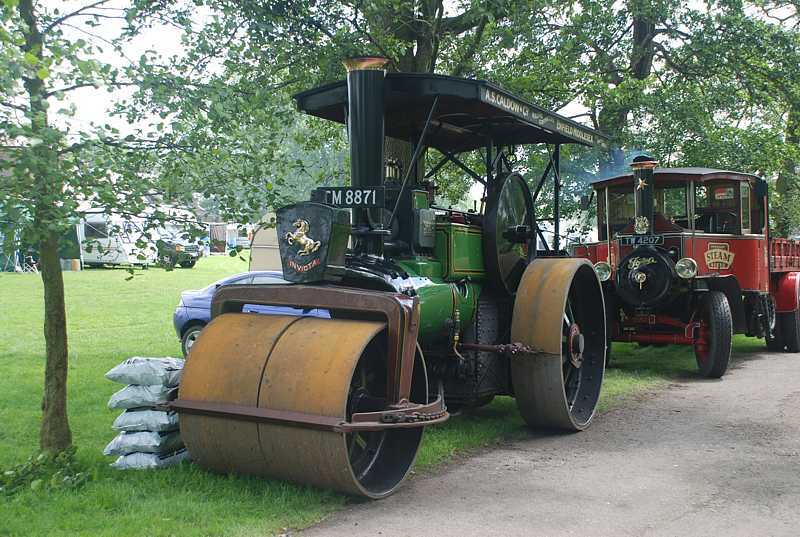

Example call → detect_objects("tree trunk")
596 8 657 173
18 0 73 454
38 233 72 453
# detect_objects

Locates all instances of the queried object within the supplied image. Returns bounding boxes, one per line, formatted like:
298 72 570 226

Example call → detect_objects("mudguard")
702 275 747 333
774 272 800 313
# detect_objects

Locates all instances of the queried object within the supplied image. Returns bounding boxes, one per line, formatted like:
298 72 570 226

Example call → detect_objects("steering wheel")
694 211 713 232
715 211 738 233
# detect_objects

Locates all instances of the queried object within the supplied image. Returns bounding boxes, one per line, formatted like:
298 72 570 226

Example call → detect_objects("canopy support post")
553 144 561 252
485 139 494 186
533 157 552 203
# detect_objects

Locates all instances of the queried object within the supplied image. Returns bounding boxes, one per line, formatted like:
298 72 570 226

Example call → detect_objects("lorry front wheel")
179 259 197 269
694 291 732 378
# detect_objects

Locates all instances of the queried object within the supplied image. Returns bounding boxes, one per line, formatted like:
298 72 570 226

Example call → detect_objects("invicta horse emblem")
285 219 321 256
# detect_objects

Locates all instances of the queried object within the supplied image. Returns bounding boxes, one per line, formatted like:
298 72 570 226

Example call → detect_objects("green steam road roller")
172 57 610 498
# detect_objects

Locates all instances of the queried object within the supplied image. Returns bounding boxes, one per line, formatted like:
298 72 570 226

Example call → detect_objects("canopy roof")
590 167 761 187
293 73 609 154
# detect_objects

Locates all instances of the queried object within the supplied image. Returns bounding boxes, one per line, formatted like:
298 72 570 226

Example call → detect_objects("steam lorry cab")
574 158 800 378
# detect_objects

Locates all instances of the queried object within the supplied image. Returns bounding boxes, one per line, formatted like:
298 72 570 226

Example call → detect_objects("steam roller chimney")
343 56 388 254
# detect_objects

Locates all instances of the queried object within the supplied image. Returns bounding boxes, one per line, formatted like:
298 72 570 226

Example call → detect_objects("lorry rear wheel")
780 309 800 352
766 329 785 352
694 291 732 378
764 296 784 351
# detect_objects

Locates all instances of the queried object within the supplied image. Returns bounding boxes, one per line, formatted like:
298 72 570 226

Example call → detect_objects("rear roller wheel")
179 313 425 498
510 258 606 431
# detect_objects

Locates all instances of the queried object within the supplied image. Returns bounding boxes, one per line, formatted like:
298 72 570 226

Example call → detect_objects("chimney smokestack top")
630 155 658 170
343 56 389 72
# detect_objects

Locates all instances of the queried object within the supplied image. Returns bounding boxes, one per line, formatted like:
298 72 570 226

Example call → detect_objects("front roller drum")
511 258 606 431
178 313 425 498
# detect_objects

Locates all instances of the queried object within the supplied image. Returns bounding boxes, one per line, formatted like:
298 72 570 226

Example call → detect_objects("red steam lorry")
574 155 800 378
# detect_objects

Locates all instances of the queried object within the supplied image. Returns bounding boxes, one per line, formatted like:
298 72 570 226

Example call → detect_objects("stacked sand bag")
104 357 190 469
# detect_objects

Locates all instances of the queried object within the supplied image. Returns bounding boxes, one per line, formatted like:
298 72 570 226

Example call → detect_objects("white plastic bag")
112 409 179 432
110 449 190 470
105 357 184 387
103 430 183 456
107 384 177 410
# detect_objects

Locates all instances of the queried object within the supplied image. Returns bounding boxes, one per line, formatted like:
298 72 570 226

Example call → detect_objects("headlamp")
594 261 612 282
675 257 698 279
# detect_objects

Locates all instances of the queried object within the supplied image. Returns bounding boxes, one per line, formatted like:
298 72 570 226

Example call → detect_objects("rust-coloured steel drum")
179 313 424 498
511 258 606 430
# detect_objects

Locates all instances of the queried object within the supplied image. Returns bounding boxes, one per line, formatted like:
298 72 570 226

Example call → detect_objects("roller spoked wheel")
344 344 427 487
511 258 606 431
693 291 732 378
179 313 426 498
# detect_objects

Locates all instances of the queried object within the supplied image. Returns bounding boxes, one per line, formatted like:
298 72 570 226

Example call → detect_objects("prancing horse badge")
285 219 321 256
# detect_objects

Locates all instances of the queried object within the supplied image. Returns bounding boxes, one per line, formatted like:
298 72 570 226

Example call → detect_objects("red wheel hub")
568 323 584 368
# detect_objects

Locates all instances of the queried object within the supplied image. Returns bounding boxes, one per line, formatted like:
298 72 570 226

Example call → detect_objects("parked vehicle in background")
155 208 203 269
574 156 800 378
248 223 281 271
157 239 201 268
79 211 156 268
156 223 202 269
173 271 329 356
235 226 252 249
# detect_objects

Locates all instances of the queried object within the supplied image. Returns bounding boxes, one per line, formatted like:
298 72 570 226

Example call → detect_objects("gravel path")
301 350 800 537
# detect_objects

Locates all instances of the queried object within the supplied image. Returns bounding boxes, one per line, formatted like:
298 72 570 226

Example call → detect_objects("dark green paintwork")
395 256 480 344
434 223 485 280
413 190 429 210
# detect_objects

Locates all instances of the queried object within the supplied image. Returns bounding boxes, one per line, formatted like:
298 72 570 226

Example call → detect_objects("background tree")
0 0 130 453
0 0 288 454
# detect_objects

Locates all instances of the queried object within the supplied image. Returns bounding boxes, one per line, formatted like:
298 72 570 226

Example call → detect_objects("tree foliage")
143 0 800 233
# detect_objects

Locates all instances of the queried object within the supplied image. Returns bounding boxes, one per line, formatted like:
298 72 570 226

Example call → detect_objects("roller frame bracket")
170 396 448 433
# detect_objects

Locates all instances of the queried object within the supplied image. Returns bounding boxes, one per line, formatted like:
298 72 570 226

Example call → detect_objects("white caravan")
79 211 157 268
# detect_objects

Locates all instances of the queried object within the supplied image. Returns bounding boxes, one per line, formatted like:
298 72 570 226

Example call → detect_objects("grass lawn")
0 255 767 536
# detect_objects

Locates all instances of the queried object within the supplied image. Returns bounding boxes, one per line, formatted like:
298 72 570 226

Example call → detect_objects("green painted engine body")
393 220 486 347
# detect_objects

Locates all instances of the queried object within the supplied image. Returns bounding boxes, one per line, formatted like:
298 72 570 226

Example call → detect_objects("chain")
380 409 448 424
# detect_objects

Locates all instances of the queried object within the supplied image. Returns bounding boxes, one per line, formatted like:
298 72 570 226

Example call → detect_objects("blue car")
173 271 329 356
